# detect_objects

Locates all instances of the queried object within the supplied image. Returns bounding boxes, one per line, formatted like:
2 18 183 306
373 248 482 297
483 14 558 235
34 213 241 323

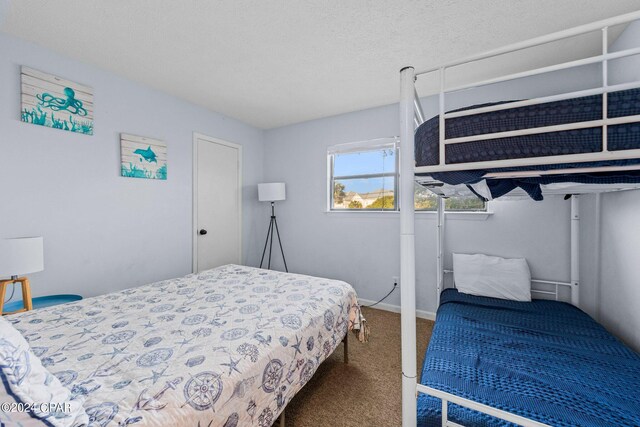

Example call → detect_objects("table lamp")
0 237 44 315
258 183 288 272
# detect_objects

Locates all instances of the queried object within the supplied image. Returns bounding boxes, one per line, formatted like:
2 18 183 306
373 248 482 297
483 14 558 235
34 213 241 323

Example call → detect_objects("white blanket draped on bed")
8 265 366 426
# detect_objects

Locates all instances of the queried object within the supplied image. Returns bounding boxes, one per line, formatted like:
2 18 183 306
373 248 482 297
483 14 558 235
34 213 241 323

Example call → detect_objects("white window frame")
327 137 488 213
327 137 399 212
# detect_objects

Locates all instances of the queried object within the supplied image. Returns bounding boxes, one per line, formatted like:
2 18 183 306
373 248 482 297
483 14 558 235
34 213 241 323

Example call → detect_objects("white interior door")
193 134 242 272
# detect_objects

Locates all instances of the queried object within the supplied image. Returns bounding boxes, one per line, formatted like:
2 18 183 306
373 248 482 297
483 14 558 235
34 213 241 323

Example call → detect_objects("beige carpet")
280 307 434 427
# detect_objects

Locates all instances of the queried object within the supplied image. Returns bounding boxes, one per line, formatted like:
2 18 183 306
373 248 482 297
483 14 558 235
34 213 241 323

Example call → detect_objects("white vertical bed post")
602 26 609 152
571 196 580 307
436 196 445 307
399 66 417 427
436 66 446 308
438 67 446 166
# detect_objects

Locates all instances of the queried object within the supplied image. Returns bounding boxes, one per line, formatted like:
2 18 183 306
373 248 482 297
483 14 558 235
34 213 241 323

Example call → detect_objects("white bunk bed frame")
399 11 640 427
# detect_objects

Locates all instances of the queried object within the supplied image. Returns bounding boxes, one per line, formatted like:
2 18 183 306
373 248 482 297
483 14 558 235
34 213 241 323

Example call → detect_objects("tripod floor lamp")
258 182 288 272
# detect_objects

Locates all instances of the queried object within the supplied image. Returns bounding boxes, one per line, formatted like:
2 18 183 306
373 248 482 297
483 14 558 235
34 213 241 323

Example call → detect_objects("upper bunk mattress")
415 88 640 199
415 88 640 167
417 288 640 427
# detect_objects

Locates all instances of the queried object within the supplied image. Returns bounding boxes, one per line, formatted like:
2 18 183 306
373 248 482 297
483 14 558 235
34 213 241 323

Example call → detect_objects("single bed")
414 88 640 200
2 264 365 426
417 288 640 427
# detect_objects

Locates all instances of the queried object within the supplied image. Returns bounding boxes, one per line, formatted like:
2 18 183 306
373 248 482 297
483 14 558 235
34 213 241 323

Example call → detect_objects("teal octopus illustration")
37 87 88 116
134 146 158 163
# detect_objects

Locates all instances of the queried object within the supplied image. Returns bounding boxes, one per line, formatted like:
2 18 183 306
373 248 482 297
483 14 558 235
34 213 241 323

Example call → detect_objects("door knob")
199 229 207 235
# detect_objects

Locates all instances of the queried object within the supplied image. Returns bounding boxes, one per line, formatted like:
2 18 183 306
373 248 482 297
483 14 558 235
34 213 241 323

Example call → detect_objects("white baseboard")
358 298 436 321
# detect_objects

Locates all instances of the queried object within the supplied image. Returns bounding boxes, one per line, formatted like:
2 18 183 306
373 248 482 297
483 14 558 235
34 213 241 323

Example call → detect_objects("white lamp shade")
0 237 44 278
258 183 286 202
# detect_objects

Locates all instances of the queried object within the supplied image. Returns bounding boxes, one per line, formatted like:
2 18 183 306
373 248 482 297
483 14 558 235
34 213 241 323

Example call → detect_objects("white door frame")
192 132 243 273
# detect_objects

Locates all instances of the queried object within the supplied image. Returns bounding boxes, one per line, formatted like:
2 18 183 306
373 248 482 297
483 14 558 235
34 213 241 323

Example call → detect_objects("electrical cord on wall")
362 281 398 308
3 283 16 304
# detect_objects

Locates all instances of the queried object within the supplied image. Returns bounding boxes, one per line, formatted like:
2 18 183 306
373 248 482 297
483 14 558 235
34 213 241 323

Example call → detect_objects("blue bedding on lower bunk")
417 289 640 426
414 88 640 200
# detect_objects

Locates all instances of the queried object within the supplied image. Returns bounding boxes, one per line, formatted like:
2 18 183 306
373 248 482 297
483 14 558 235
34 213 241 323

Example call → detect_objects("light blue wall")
262 66 604 315
261 23 640 322
609 20 640 86
0 33 265 299
594 20 640 351
2 19 639 347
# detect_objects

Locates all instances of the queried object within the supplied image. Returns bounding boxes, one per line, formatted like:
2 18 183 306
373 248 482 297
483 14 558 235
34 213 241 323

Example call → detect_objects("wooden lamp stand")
0 277 33 316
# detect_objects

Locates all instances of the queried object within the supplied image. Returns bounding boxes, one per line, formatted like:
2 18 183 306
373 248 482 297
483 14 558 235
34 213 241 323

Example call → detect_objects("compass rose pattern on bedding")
9 264 365 426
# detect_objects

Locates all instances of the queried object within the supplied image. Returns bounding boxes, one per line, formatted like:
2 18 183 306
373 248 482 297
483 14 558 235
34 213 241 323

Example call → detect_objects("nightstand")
2 294 83 315
0 277 32 315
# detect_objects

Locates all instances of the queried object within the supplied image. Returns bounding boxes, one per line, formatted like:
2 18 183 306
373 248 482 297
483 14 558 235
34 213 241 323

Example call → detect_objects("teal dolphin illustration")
134 146 158 163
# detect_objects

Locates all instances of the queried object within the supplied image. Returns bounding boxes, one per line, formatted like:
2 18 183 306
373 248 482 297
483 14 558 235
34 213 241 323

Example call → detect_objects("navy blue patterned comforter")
415 89 640 199
417 289 640 426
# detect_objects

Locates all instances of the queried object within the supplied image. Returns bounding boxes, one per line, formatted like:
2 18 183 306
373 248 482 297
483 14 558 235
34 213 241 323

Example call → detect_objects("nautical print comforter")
8 264 365 426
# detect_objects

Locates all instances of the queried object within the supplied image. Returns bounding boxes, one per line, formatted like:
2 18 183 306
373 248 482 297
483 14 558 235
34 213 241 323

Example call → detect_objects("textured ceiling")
1 1 640 129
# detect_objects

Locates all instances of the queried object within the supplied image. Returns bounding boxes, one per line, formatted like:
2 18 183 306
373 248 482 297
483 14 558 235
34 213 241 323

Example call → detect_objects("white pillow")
453 253 531 302
0 316 88 427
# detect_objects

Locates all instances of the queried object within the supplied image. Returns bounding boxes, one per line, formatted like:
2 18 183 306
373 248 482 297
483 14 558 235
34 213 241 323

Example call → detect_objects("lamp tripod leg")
273 216 288 273
260 217 273 269
268 217 275 269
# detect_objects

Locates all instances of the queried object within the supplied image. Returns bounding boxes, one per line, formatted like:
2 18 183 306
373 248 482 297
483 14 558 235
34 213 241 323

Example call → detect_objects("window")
329 139 398 211
414 184 487 211
328 138 486 212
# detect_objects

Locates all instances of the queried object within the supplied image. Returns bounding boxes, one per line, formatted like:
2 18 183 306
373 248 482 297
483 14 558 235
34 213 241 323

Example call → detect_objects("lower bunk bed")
417 289 640 427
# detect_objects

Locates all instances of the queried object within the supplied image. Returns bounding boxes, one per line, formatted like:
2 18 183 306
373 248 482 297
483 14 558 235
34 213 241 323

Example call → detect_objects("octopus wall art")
20 66 94 135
